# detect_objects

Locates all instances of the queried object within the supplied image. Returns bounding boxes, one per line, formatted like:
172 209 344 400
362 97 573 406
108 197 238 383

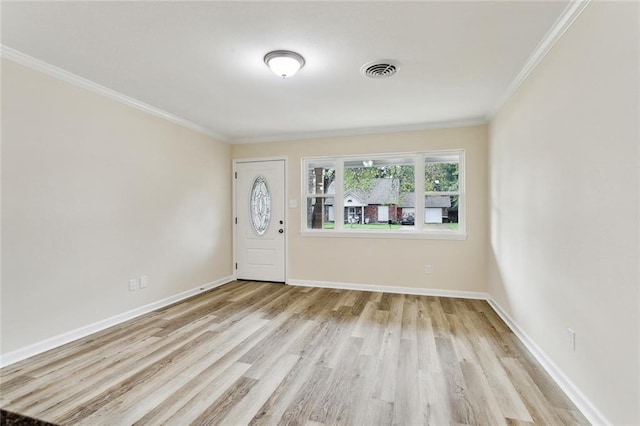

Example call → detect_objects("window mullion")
425 191 459 196
458 151 465 235
415 154 425 231
335 159 344 231
302 159 310 230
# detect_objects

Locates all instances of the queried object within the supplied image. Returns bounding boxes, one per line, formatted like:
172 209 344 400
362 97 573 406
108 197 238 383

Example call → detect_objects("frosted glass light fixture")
264 50 305 78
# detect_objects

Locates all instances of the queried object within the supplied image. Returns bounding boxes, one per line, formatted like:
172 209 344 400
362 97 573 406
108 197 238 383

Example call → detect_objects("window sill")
299 229 467 240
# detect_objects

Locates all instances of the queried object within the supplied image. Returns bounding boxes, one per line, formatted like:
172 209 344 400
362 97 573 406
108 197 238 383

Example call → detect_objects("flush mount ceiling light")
362 160 374 167
264 50 305 78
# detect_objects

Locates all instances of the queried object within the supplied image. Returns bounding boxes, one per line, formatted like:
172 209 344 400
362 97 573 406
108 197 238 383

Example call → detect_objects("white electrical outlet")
424 265 432 274
140 276 148 289
567 328 576 351
128 279 138 292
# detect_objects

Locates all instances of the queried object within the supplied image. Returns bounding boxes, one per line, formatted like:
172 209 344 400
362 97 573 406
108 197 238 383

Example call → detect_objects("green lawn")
322 222 401 229
425 222 459 231
322 222 459 231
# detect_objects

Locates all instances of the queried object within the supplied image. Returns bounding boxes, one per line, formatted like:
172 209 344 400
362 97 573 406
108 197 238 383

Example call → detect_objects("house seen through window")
424 154 460 231
303 150 464 238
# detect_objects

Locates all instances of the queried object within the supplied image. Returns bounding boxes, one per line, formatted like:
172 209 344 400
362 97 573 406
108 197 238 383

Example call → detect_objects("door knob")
279 220 284 224
278 229 284 234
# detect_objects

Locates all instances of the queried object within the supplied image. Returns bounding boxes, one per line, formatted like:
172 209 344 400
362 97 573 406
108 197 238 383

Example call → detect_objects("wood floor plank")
241 316 314 381
460 361 508 426
372 293 404 402
416 297 439 373
350 300 379 338
359 309 389 357
0 311 164 382
248 350 324 425
6 317 216 418
469 335 533 422
188 376 258 426
419 368 452 425
556 407 591 426
344 354 377 426
249 316 345 425
74 332 234 426
360 398 394 426
136 308 299 426
277 365 332 426
0 281 588 425
501 357 566 425
324 306 361 370
52 330 221 425
392 338 422 425
435 334 476 425
309 337 364 425
75 308 275 425
501 332 582 412
219 354 299 425
3 334 163 413
134 362 251 426
36 310 260 421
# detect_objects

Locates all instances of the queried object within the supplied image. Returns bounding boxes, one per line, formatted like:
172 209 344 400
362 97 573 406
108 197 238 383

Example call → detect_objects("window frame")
301 150 466 240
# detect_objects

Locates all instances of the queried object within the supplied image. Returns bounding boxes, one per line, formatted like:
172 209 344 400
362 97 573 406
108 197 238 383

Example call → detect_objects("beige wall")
1 59 232 355
488 3 639 424
233 126 488 293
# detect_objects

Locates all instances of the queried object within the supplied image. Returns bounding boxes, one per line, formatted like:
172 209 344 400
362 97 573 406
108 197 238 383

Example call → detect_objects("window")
343 157 414 229
424 154 461 232
305 160 335 229
302 150 465 239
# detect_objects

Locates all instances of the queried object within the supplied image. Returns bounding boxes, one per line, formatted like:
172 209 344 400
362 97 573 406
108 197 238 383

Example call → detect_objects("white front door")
235 160 286 282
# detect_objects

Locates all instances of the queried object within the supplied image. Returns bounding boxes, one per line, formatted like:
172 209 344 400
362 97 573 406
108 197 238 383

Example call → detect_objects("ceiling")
1 1 570 143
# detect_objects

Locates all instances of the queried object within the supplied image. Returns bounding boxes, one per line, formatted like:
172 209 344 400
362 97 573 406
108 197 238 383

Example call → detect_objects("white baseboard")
0 275 606 425
487 298 609 426
0 276 235 368
286 279 489 300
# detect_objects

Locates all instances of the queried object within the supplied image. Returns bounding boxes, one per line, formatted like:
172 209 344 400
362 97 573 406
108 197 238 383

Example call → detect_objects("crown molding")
3 0 586 148
0 45 229 142
230 117 488 144
487 0 591 120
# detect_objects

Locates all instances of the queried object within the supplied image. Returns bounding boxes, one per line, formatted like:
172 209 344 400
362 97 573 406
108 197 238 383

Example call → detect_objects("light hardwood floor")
0 281 588 425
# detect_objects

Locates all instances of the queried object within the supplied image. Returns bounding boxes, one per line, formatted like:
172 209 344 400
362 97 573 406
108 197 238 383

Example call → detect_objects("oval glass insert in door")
250 175 271 235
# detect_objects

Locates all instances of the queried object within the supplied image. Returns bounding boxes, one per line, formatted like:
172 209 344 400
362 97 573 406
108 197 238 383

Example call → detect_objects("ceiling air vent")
361 61 398 79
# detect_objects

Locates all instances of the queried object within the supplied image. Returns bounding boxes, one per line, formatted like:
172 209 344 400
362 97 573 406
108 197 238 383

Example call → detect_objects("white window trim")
300 150 466 240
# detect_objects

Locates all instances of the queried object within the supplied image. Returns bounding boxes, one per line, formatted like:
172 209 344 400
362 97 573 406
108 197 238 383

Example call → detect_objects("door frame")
232 156 288 283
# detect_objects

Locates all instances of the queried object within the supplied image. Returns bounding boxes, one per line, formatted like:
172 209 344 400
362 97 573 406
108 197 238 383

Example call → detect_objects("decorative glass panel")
250 176 271 235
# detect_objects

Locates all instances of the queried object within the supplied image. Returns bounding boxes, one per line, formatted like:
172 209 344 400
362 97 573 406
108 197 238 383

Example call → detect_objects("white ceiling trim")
2 43 485 145
2 0 586 146
487 0 591 120
230 117 489 145
0 45 228 142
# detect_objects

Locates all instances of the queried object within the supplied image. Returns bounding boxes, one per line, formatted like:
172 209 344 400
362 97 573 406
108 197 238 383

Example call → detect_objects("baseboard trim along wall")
487 299 609 426
0 276 607 424
0 275 235 368
286 278 490 300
